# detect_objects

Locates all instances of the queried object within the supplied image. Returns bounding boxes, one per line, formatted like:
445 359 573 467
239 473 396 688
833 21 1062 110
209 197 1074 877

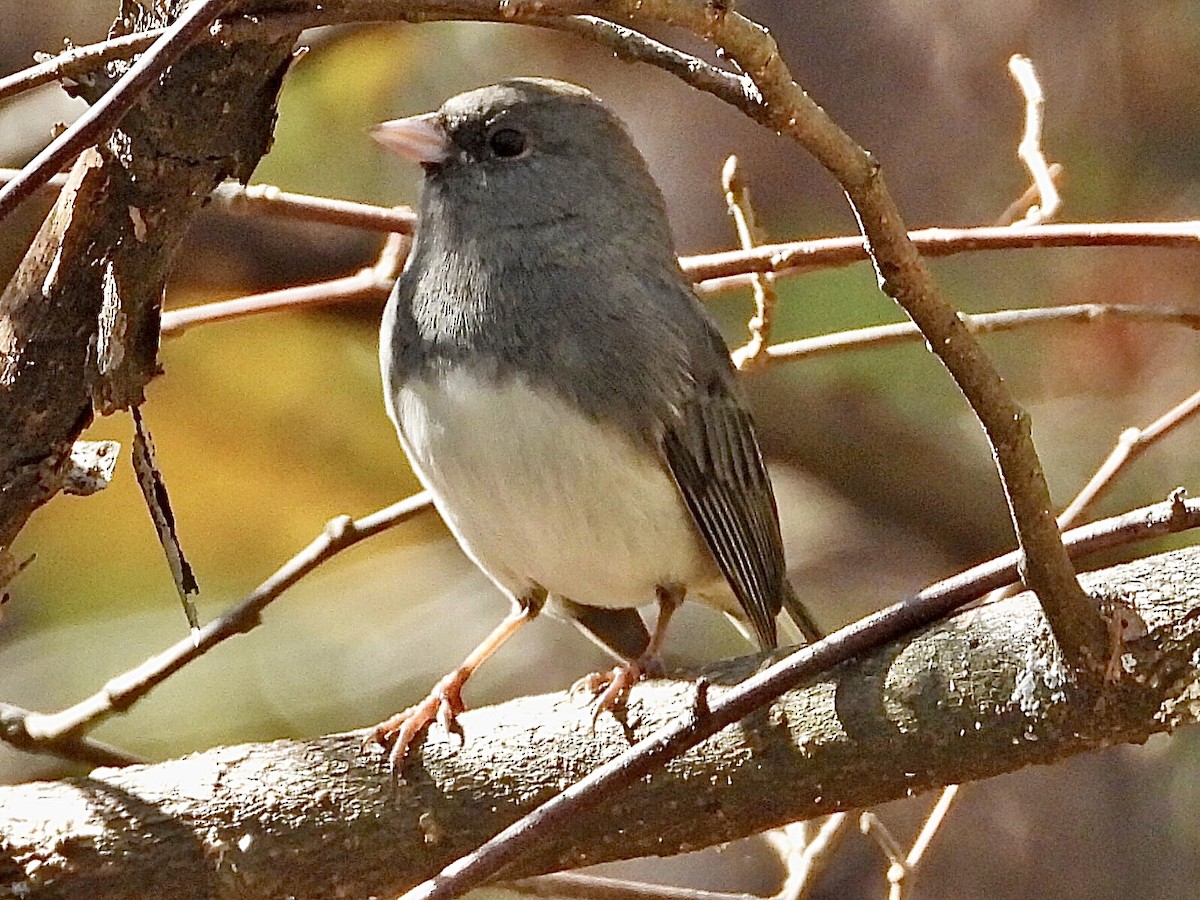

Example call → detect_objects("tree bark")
2 546 1198 899
0 3 300 550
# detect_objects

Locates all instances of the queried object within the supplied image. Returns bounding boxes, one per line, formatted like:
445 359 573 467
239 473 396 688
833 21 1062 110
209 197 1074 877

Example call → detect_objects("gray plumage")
379 78 820 660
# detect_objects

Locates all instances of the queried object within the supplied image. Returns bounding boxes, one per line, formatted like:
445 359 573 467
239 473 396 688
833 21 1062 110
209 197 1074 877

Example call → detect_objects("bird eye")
488 127 527 158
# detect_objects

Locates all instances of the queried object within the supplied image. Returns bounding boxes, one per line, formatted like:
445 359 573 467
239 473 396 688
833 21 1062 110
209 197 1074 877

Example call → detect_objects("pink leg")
588 584 684 721
372 603 535 771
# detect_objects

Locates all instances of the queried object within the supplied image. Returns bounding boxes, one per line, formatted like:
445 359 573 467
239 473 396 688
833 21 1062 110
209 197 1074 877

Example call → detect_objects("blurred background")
2 1 1200 897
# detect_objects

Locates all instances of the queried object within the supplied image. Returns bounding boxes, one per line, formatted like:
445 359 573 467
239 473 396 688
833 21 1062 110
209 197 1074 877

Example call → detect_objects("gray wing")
661 385 790 650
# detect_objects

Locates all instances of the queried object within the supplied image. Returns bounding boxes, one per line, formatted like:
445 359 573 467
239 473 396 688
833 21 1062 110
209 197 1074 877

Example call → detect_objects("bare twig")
986 385 1200 607
996 163 1063 227
722 155 778 370
0 702 146 768
0 169 420 232
863 822 910 900
768 815 852 900
1008 55 1060 225
0 30 163 103
398 494 1200 900
1058 386 1200 529
537 15 754 109
160 232 407 337
209 182 416 232
859 785 961 900
13 492 431 748
0 0 235 223
156 268 493 342
764 303 1200 363
510 873 758 900
859 811 906 872
907 785 960 871
684 222 1200 283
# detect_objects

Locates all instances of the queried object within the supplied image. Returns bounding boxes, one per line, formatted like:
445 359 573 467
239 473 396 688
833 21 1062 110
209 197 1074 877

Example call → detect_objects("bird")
371 78 821 769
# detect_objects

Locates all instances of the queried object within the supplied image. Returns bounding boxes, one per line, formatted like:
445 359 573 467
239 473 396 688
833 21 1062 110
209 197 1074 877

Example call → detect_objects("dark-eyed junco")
371 78 821 767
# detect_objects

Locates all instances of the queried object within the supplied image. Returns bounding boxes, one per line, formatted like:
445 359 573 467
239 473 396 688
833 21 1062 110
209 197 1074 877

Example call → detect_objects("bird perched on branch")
371 78 821 770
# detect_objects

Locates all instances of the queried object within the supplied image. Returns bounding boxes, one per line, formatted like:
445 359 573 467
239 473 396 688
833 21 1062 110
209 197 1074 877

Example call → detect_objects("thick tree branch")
3 546 1199 900
0 3 301 550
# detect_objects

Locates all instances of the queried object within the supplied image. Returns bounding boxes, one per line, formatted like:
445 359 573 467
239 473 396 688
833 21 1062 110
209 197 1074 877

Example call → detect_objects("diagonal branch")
13 493 431 748
0 0 235 224
398 494 1200 900
4 541 1200 900
0 702 146 768
607 0 1103 669
0 1 302 551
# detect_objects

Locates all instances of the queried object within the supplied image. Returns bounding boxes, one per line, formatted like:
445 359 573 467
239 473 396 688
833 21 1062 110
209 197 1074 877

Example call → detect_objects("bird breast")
388 367 723 609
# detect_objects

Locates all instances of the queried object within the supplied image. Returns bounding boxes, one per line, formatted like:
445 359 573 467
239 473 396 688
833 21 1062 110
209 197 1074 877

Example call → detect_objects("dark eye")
488 127 527 158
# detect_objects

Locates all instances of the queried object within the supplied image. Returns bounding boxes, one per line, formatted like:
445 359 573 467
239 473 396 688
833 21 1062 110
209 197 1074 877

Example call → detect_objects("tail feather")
781 583 823 644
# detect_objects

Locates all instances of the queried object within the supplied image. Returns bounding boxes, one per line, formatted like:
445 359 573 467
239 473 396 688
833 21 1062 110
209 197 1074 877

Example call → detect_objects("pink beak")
371 112 453 165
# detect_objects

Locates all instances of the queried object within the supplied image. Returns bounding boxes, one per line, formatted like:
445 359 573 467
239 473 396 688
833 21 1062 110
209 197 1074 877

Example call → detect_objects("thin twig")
764 303 1200 363
211 182 416 232
860 784 962 900
0 30 163 103
159 235 405 337
510 873 759 900
533 14 759 113
0 0 236 224
859 811 905 869
722 155 778 370
996 163 1063 227
1058 386 1200 529
1008 55 1060 225
684 220 1200 280
790 815 851 900
0 701 146 768
398 495 1200 900
769 815 852 900
0 168 418 232
14 492 432 747
906 785 960 870
987 385 1200 606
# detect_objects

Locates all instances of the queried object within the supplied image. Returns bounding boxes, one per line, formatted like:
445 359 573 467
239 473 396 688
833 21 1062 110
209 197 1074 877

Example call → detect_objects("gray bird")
372 78 820 766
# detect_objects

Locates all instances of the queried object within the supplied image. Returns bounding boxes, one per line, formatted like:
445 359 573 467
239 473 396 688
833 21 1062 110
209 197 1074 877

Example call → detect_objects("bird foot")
573 654 664 726
370 668 468 774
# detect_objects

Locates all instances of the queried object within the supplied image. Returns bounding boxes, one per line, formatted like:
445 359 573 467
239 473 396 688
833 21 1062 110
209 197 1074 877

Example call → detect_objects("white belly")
388 369 721 609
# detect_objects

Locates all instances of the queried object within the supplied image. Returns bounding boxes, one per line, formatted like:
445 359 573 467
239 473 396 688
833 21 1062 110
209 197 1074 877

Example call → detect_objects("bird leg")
371 596 540 772
584 583 684 722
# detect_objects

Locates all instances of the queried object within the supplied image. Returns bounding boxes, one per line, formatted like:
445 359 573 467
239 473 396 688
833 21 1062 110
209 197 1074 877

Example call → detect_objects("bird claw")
573 654 663 728
370 669 468 775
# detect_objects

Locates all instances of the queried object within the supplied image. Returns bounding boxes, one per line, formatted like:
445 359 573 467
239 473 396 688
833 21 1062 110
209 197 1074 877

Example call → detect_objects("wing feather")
661 388 788 649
